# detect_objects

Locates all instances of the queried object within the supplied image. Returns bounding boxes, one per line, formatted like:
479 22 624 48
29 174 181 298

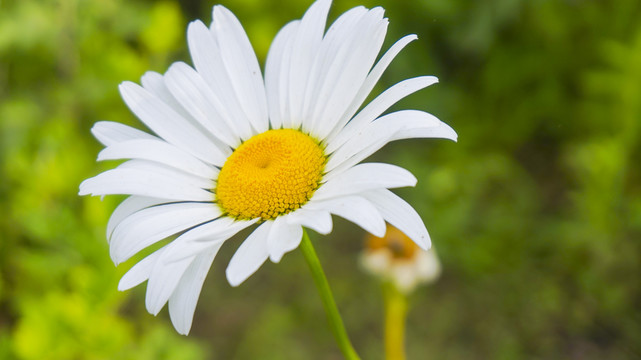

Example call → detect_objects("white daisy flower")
79 0 456 335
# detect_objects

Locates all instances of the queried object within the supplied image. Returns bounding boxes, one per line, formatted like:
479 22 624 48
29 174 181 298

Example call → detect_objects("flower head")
362 225 442 293
79 0 456 334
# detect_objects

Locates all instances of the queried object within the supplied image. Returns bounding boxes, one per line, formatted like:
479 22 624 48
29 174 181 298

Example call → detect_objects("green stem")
383 281 408 360
299 230 361 360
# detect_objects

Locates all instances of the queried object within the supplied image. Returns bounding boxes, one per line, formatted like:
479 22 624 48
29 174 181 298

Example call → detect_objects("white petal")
306 195 386 237
325 34 418 140
300 6 367 133
188 21 255 137
286 0 331 129
119 81 225 165
211 6 269 134
91 121 156 147
146 249 194 315
314 163 417 201
147 218 252 321
118 159 212 188
325 122 392 172
98 139 219 179
187 21 228 93
362 189 431 249
141 70 232 157
267 216 303 263
325 110 457 175
162 217 258 263
326 76 439 152
226 222 271 287
106 196 166 240
78 168 213 202
140 71 178 106
265 20 299 130
323 142 388 185
389 114 457 142
163 62 242 146
140 71 194 123
118 248 163 291
286 208 333 235
109 202 221 264
114 160 212 192
309 8 389 139
168 245 221 335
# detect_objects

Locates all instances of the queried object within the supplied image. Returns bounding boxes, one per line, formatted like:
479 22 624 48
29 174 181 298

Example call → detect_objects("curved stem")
383 281 408 360
299 230 361 360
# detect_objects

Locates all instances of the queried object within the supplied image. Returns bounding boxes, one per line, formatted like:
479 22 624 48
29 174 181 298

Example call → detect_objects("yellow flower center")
216 129 326 220
366 225 419 260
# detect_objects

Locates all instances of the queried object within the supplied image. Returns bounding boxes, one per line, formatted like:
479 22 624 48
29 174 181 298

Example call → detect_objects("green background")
1 0 640 358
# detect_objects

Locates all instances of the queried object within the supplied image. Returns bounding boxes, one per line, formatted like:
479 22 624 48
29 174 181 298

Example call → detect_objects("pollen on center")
215 129 326 220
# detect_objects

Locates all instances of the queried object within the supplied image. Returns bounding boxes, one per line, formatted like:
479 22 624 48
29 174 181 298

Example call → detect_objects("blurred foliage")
1 0 640 359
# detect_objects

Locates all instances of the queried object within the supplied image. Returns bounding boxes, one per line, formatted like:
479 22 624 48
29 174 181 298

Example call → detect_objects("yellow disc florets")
216 129 326 220
366 225 420 260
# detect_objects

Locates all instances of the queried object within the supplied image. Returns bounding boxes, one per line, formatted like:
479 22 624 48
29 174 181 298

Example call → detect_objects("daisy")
362 225 442 293
79 0 456 337
361 225 441 359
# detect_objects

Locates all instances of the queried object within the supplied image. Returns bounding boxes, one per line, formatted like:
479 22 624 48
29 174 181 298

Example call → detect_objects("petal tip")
78 180 92 196
146 298 164 316
118 81 135 92
110 251 122 266
117 280 129 292
446 127 458 142
225 267 244 287
269 253 283 263
417 238 430 251
226 274 242 288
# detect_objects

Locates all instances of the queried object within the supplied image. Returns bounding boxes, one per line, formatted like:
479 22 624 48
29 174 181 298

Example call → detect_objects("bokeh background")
1 0 641 358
